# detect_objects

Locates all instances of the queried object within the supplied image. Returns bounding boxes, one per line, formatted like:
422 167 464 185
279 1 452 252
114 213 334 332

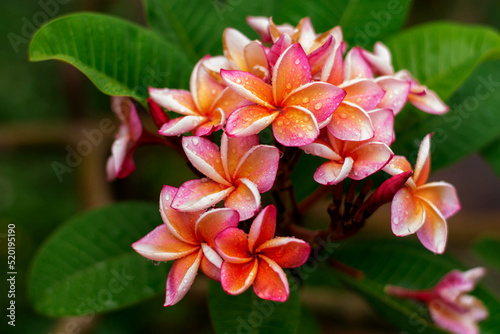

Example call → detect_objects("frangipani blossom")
386 267 488 334
149 56 246 137
222 43 346 146
301 109 394 185
106 96 143 180
215 205 310 302
132 186 240 306
360 42 448 114
384 134 460 253
172 133 279 220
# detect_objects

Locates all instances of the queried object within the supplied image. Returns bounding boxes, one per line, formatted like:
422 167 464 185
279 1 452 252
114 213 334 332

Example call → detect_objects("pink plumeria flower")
106 96 143 180
203 28 270 83
171 133 279 220
222 43 346 147
386 267 488 334
132 186 240 306
215 205 310 302
301 109 394 185
384 134 460 253
320 44 409 137
149 56 246 137
360 42 448 114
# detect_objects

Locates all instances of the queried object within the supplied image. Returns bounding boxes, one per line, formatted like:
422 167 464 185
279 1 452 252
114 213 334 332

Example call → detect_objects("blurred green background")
1 0 500 333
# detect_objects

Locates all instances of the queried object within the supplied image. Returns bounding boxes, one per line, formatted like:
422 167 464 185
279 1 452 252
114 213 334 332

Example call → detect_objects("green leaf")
333 238 500 333
480 137 500 179
391 59 500 171
296 306 321 334
29 13 192 104
472 236 500 272
386 22 500 101
29 202 168 316
208 280 301 334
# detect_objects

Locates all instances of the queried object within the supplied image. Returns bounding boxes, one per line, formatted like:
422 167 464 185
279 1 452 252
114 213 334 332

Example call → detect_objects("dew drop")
236 78 242 84
211 89 217 95
302 97 310 103
314 102 322 110
294 59 300 65
192 137 199 145
286 83 292 89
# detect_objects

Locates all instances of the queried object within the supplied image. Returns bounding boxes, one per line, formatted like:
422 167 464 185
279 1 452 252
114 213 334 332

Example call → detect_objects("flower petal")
313 158 353 185
301 138 343 160
220 70 274 108
253 255 289 302
360 42 394 76
191 57 226 112
234 145 280 192
343 79 385 111
327 102 374 141
343 47 373 81
284 82 346 124
195 208 240 247
416 200 448 254
193 108 225 137
273 106 319 146
415 182 461 219
307 35 333 75
215 227 253 263
267 33 292 68
149 88 198 116
202 55 231 83
429 303 481 334
165 249 203 306
201 243 223 272
226 104 279 137
200 251 221 281
409 88 449 115
367 108 395 145
158 115 206 136
182 136 230 186
391 187 426 236
383 155 413 176
321 37 344 85
220 132 260 180
223 28 251 71
111 96 142 140
172 179 234 212
211 87 251 117
375 77 410 115
244 41 269 79
414 134 432 186
273 44 311 105
160 185 200 245
349 142 393 180
225 178 261 220
257 237 310 268
248 205 277 251
220 258 259 295
132 224 199 262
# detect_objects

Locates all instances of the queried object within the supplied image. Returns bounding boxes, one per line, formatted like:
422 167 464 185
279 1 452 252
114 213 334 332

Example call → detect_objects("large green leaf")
391 59 500 171
332 239 500 333
144 0 412 61
29 13 192 104
208 280 301 334
29 202 168 316
386 22 500 101
480 137 500 179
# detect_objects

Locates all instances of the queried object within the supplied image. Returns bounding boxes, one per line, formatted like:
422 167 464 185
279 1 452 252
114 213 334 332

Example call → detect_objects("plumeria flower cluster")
104 15 486 333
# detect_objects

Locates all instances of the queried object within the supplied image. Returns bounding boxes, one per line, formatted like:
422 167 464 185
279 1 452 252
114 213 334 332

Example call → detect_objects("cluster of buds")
104 16 483 332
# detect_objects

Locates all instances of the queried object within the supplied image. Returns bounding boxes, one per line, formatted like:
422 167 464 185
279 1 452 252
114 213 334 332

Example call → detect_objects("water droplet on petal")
294 59 300 65
286 83 292 89
236 78 242 84
314 103 322 110
193 138 199 145
302 97 310 103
